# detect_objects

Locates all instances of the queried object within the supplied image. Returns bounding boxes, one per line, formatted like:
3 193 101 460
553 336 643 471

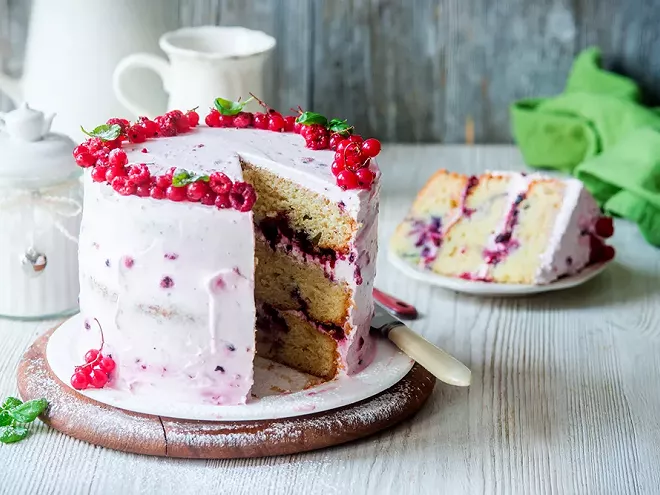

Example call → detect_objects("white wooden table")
1 145 659 495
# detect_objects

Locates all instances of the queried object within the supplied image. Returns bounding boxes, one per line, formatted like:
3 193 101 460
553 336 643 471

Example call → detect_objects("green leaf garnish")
7 399 48 424
0 396 48 444
295 111 328 127
80 124 122 141
214 97 253 116
2 397 22 410
171 169 210 187
327 118 352 135
0 425 29 444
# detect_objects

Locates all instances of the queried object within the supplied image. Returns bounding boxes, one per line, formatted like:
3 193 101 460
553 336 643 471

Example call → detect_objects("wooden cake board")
17 327 436 459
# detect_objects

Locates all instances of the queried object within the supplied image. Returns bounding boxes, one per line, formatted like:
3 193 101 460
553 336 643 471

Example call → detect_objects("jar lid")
0 103 80 188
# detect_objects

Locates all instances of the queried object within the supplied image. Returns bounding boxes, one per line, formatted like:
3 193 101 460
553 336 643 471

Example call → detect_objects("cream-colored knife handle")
388 324 471 386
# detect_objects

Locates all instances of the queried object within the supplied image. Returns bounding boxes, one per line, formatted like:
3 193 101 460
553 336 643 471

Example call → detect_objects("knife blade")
371 302 471 387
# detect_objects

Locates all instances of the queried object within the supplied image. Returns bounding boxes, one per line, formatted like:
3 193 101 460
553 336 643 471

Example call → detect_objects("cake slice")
391 170 614 284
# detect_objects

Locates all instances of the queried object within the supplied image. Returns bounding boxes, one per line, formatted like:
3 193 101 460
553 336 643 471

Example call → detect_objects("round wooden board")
17 326 436 459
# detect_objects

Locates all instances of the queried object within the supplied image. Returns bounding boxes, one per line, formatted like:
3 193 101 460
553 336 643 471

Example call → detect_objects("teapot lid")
0 103 80 187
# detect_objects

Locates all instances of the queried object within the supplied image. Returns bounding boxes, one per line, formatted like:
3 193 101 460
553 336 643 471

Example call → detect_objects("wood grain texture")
0 144 659 492
1 1 659 142
17 327 435 460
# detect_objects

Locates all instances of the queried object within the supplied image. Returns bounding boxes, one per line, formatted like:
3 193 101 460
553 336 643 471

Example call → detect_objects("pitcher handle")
113 53 170 118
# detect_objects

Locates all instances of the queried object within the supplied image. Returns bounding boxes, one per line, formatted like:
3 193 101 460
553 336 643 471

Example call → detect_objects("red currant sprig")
331 137 381 190
70 318 116 390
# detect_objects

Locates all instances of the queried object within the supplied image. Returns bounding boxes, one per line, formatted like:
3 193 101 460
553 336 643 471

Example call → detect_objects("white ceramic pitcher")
0 0 178 138
113 26 276 117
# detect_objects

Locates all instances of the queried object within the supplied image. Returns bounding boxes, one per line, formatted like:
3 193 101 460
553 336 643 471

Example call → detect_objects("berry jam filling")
483 193 526 265
461 176 479 218
408 216 443 267
258 214 338 269
256 303 290 334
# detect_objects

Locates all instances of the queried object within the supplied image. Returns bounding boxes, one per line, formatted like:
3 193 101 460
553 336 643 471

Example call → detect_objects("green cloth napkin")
511 47 660 246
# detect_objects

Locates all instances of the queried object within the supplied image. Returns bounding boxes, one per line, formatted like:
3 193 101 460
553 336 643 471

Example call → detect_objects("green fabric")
510 47 660 246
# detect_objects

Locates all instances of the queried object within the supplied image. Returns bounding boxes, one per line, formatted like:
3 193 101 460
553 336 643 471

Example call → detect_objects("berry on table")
336 169 359 190
166 185 187 202
360 138 381 158
253 112 268 130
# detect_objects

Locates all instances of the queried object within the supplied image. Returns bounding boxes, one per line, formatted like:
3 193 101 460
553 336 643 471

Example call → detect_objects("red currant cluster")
72 109 256 212
206 108 297 133
70 348 116 390
329 136 380 190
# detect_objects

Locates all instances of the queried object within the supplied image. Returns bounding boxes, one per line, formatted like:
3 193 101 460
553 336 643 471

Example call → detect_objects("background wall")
1 0 658 143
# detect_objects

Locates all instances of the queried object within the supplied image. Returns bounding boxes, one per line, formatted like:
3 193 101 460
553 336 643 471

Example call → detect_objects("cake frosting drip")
77 124 380 405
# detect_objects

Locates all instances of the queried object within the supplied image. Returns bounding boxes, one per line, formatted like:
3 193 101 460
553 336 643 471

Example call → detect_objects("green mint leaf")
0 411 11 427
327 118 352 135
2 397 22 410
80 124 122 142
295 112 328 127
214 97 253 116
7 398 48 424
0 425 29 444
171 169 210 187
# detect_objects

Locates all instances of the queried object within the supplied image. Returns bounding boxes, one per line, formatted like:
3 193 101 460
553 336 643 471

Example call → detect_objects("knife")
373 287 418 320
371 302 471 387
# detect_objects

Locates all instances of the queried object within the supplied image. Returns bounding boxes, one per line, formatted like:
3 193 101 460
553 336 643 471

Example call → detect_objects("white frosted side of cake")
78 174 256 406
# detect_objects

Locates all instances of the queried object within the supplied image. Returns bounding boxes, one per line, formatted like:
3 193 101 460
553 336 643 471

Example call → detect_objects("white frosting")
77 125 379 405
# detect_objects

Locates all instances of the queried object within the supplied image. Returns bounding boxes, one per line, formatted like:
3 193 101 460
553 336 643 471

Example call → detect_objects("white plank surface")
1 145 659 495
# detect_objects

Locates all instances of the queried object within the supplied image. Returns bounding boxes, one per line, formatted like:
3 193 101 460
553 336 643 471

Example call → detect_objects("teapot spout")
0 72 22 104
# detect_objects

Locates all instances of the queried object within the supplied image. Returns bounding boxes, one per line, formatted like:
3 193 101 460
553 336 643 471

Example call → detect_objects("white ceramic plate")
47 314 414 422
388 247 611 296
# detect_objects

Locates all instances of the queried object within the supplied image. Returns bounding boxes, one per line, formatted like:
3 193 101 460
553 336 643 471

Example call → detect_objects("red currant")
137 116 159 137
106 118 130 134
70 372 89 390
108 148 128 168
73 144 88 156
167 110 184 119
74 151 96 168
174 114 191 133
210 172 233 195
136 185 150 197
283 116 296 132
293 121 303 134
89 368 109 388
150 186 166 199
85 349 101 364
85 138 104 153
205 110 221 127
347 135 363 145
186 110 200 127
253 112 268 130
167 185 187 202
216 114 233 127
155 175 172 189
112 176 137 196
342 144 365 170
106 137 123 150
360 138 381 158
268 112 285 132
356 168 375 189
595 217 614 238
98 356 116 373
215 193 231 209
91 165 108 182
127 125 147 143
186 181 209 201
336 169 359 190
331 160 345 176
127 163 151 185
329 134 345 151
200 191 217 206
75 365 92 376
233 112 253 128
105 166 127 182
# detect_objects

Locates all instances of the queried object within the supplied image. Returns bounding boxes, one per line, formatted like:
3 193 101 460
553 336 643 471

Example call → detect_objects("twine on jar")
0 178 82 244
